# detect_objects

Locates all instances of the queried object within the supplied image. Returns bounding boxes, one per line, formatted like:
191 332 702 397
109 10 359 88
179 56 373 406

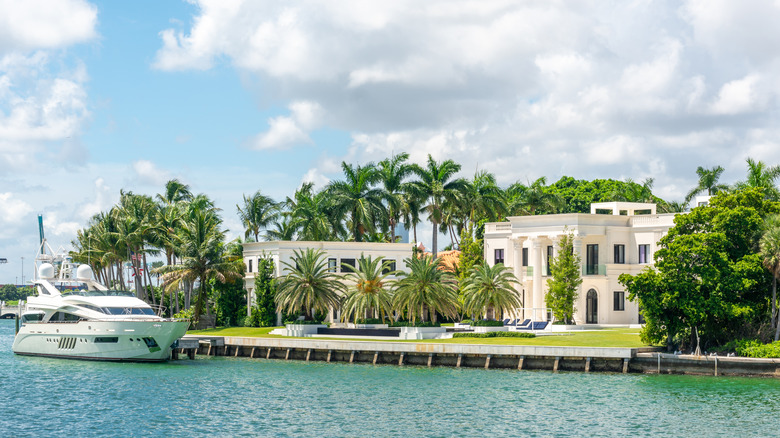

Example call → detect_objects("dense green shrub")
390 321 441 327
453 332 536 338
459 319 473 325
472 319 504 327
284 319 324 325
712 338 780 358
356 318 384 324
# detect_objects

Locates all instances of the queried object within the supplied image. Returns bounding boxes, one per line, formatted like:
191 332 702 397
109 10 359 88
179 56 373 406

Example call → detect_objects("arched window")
586 289 598 324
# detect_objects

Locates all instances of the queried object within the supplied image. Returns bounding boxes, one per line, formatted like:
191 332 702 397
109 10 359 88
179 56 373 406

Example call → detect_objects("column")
512 237 526 319
531 237 543 320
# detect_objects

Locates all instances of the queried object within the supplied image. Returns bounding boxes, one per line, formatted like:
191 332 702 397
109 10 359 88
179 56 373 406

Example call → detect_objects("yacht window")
48 312 81 322
79 304 106 313
22 313 44 323
94 337 119 343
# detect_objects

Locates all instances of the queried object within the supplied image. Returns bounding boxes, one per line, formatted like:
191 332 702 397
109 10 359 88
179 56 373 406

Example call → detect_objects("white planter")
284 324 326 337
473 326 509 333
398 326 447 340
454 322 472 329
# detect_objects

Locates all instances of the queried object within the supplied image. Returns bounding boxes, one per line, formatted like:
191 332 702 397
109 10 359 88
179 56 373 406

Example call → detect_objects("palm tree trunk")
432 219 439 257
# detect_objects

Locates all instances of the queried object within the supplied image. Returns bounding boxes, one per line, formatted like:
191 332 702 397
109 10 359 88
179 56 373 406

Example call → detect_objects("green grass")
187 327 649 348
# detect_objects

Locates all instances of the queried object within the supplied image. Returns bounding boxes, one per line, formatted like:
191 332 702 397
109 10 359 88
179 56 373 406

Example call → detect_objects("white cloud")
152 0 780 203
132 160 172 186
251 100 321 150
0 0 97 51
0 192 32 226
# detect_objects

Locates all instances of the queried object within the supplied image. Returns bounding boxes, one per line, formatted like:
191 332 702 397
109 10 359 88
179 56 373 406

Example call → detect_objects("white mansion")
242 240 413 319
483 202 677 325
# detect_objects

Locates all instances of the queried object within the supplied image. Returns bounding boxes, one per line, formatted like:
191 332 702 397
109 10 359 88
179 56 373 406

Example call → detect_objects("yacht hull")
12 320 190 362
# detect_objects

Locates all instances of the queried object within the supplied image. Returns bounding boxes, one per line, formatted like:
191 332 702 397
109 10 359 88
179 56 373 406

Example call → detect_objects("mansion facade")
483 202 677 325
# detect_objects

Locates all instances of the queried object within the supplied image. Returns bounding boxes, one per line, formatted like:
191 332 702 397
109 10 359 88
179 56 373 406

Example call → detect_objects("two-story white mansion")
483 202 677 325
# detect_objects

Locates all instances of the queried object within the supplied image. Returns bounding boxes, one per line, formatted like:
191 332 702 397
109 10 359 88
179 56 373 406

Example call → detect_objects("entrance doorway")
586 289 598 324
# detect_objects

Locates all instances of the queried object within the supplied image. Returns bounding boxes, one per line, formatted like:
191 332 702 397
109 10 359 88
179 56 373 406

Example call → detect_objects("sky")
2 0 780 284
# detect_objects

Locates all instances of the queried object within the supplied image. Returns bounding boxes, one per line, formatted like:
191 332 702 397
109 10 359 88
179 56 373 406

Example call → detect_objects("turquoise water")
2 320 780 437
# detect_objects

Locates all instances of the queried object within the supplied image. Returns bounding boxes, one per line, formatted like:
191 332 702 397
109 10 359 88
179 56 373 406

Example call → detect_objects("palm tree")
506 177 564 215
237 190 279 242
266 215 299 241
685 165 727 205
156 179 193 206
287 182 339 241
400 191 423 244
157 206 243 325
612 178 655 203
341 255 396 323
275 248 345 320
378 153 414 243
328 162 386 242
460 261 522 320
738 158 780 201
463 170 505 229
760 214 780 341
392 255 459 323
410 155 468 256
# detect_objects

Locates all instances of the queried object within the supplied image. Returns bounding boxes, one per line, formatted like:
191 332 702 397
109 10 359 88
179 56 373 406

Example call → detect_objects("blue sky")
2 0 780 284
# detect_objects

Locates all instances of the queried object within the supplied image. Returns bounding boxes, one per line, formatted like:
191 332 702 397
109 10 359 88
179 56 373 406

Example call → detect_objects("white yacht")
12 248 189 362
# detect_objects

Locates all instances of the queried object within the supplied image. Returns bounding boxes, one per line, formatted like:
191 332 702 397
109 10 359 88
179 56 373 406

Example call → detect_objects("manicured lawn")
188 327 649 348
426 329 648 348
188 326 283 337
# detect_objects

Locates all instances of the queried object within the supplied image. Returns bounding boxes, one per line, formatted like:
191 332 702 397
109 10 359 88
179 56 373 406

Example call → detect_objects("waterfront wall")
181 336 780 377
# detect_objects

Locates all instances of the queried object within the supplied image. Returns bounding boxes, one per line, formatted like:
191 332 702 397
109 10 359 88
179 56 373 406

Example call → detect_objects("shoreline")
178 335 780 377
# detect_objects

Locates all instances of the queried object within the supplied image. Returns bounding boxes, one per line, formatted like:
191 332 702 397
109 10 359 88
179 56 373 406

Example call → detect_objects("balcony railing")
583 264 606 276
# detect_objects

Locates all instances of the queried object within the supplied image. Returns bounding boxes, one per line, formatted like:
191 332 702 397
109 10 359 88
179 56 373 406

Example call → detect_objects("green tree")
461 261 521 320
393 255 459 323
619 189 779 350
250 255 277 327
341 255 396 323
737 158 780 201
378 153 414 243
506 177 564 215
328 162 386 242
685 165 728 205
275 248 345 320
236 190 278 242
213 277 246 327
286 182 339 241
410 155 468 256
545 231 582 324
760 214 780 341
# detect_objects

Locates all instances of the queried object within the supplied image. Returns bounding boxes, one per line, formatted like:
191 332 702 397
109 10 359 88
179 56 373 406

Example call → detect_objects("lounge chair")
514 319 533 330
531 321 548 330
502 318 511 325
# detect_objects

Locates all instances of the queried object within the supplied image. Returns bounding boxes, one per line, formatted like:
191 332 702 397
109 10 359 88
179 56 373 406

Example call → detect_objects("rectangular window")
382 260 397 275
613 244 625 264
546 245 554 276
613 291 625 311
341 258 356 273
586 244 599 275
494 249 505 265
328 258 338 273
94 337 119 343
522 248 529 266
248 259 253 273
638 244 650 264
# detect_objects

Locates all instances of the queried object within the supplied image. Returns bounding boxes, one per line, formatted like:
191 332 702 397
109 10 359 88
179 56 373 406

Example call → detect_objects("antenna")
38 215 45 255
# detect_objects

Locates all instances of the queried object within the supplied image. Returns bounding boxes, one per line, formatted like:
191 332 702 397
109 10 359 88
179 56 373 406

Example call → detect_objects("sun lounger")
502 318 511 325
531 321 548 330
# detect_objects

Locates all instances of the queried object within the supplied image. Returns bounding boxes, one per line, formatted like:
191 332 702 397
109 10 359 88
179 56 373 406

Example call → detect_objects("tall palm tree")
410 155 468 256
157 207 242 325
266 215 299 241
760 214 780 341
738 158 780 201
378 153 414 243
156 179 193 206
400 190 423 244
287 182 339 241
461 261 521 320
685 165 728 205
237 190 279 242
612 178 655 203
328 162 386 242
462 170 505 229
393 255 459 323
275 248 345 320
341 255 396 323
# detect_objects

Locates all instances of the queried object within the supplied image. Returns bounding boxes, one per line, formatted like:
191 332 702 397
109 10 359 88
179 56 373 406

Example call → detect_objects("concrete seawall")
180 336 780 377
